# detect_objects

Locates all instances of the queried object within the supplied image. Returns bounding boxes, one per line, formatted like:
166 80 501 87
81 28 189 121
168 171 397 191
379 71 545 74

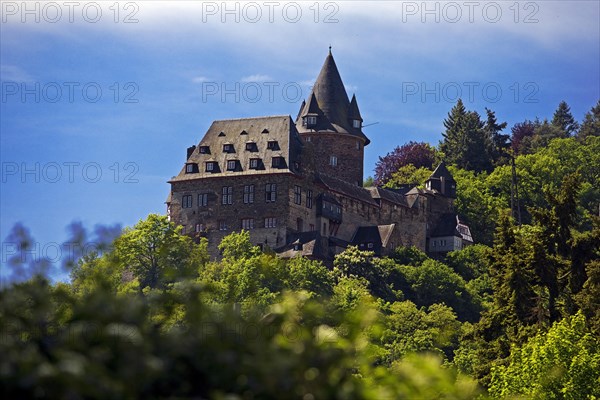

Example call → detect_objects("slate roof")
351 224 396 255
316 173 378 205
430 213 473 242
170 116 303 182
295 51 370 145
367 187 410 207
427 161 455 182
347 94 363 122
275 231 326 259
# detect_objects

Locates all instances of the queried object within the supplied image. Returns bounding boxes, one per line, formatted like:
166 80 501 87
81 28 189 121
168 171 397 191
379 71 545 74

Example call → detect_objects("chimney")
186 145 196 159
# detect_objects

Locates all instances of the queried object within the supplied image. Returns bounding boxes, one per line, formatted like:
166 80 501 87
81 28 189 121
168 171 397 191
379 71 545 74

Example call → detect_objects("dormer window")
303 115 317 127
249 158 261 169
205 161 218 172
199 146 210 154
185 163 198 174
352 119 361 129
245 141 258 152
227 160 238 171
267 140 279 150
272 156 285 168
223 143 234 153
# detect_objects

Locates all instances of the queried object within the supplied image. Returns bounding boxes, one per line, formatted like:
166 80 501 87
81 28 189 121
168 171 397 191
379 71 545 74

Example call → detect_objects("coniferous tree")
440 100 491 172
578 100 600 140
551 100 579 137
483 108 509 167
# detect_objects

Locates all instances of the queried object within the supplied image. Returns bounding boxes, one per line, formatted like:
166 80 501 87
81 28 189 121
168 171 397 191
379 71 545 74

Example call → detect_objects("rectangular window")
199 146 210 154
267 140 278 150
205 162 215 172
353 119 361 129
306 116 317 126
294 185 302 205
186 164 194 173
272 157 282 168
309 224 315 231
198 193 208 207
223 144 234 153
306 190 313 208
241 218 254 230
245 142 257 151
182 195 193 208
243 185 255 204
227 160 237 171
265 217 277 228
222 186 233 205
266 183 277 203
195 223 205 232
219 221 228 231
330 156 337 166
249 158 260 169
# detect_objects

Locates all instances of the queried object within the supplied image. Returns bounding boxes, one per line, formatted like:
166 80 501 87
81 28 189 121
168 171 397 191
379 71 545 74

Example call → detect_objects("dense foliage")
2 99 599 398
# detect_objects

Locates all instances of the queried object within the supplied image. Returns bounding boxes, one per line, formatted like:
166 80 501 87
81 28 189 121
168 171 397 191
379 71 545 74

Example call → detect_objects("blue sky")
1 0 599 282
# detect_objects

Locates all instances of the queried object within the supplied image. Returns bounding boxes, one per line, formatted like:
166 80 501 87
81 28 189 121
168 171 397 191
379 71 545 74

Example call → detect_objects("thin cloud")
192 76 211 83
0 65 33 83
240 74 273 83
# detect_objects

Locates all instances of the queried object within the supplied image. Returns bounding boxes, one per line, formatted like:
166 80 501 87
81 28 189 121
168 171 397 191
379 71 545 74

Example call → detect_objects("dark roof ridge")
212 115 291 123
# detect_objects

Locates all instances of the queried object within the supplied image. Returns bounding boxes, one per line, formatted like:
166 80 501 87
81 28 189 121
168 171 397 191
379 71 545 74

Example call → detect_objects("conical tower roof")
428 161 455 181
347 94 363 121
296 50 369 145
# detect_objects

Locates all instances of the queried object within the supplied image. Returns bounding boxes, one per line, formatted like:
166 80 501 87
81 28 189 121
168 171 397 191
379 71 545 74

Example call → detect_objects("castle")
166 50 472 261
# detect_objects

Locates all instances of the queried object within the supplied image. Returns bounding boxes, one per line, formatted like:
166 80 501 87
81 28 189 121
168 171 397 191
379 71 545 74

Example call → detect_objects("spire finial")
329 45 332 55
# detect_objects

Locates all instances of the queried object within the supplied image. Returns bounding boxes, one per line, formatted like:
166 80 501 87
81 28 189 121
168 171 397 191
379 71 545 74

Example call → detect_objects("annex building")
166 50 472 261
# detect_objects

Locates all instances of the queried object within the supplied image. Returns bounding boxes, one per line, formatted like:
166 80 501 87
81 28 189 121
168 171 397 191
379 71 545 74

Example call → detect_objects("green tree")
383 165 432 189
391 245 429 266
574 260 600 335
334 246 400 302
450 166 502 245
1 277 483 399
440 100 492 172
578 100 600 140
113 214 200 290
483 108 509 166
551 100 580 137
397 259 481 322
284 256 335 296
381 301 462 363
489 312 600 399
217 229 261 260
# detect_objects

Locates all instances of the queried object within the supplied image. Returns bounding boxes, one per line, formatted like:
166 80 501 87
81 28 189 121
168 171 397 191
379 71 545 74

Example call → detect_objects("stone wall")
300 132 365 187
170 174 294 258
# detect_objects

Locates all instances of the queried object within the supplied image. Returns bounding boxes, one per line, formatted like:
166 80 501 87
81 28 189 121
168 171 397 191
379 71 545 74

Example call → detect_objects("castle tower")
295 49 370 186
425 161 456 198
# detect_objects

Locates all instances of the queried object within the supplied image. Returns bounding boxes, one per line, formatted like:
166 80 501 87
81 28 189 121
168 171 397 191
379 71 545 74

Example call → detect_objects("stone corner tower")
294 49 370 186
